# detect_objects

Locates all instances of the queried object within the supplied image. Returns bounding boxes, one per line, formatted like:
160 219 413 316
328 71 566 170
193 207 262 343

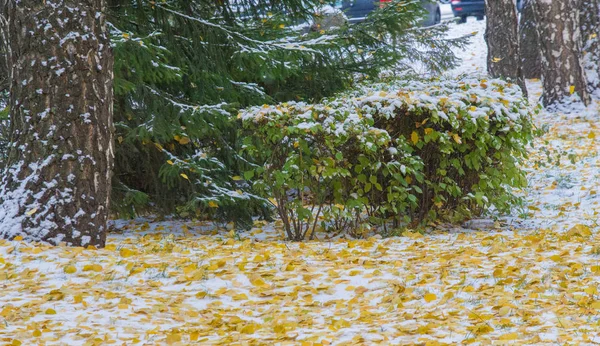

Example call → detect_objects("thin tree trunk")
0 0 114 247
0 50 6 94
519 0 541 79
485 0 527 97
0 9 7 94
581 0 600 92
533 0 590 107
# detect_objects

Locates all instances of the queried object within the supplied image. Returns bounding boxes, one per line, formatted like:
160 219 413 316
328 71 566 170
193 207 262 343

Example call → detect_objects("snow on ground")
449 17 487 77
519 81 600 231
2 19 600 346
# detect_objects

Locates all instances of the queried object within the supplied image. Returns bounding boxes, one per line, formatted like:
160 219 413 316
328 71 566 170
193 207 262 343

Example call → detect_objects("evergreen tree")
106 0 470 227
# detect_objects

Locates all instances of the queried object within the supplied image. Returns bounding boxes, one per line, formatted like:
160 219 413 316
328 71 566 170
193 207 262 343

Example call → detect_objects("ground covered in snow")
3 18 600 346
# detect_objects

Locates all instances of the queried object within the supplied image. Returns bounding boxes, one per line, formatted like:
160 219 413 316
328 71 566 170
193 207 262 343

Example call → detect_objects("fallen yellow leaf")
424 293 437 303
63 265 77 274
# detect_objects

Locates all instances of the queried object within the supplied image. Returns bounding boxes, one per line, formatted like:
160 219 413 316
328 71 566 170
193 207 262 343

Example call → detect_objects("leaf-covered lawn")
2 215 600 345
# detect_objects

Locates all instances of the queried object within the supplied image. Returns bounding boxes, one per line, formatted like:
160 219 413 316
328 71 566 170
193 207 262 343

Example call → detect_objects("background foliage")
106 0 469 226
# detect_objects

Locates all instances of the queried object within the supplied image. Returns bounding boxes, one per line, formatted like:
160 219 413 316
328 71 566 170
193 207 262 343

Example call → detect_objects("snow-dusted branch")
145 86 231 117
156 4 325 55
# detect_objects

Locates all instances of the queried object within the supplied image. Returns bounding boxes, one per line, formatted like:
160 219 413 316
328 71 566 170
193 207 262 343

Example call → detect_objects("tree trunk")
0 0 114 247
0 11 7 94
485 0 527 97
581 0 600 92
533 0 590 107
519 0 541 79
0 50 6 94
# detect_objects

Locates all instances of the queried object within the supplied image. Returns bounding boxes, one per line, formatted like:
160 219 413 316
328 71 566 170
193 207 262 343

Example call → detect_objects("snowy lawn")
3 19 600 345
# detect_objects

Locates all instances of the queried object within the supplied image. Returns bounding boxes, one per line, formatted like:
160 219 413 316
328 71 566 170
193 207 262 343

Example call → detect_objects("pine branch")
145 86 231 117
156 4 325 55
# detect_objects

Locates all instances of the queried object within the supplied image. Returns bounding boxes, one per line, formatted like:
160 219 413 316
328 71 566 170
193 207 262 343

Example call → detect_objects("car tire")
458 15 467 24
435 9 441 24
476 15 484 21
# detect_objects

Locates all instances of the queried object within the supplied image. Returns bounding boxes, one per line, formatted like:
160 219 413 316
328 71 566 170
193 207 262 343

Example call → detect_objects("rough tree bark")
532 0 590 107
484 0 527 96
581 0 600 92
519 0 541 79
0 12 7 95
0 51 6 94
0 0 114 247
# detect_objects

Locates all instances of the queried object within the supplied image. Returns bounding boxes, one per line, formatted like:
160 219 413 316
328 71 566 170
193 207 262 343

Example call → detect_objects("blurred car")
451 0 522 23
340 0 441 26
450 0 484 23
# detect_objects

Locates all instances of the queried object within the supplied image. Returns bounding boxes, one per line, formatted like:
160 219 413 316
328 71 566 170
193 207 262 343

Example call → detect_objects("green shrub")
240 77 535 240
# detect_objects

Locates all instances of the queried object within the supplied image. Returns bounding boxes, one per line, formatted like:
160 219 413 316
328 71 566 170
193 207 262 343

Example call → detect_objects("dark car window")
340 0 376 21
